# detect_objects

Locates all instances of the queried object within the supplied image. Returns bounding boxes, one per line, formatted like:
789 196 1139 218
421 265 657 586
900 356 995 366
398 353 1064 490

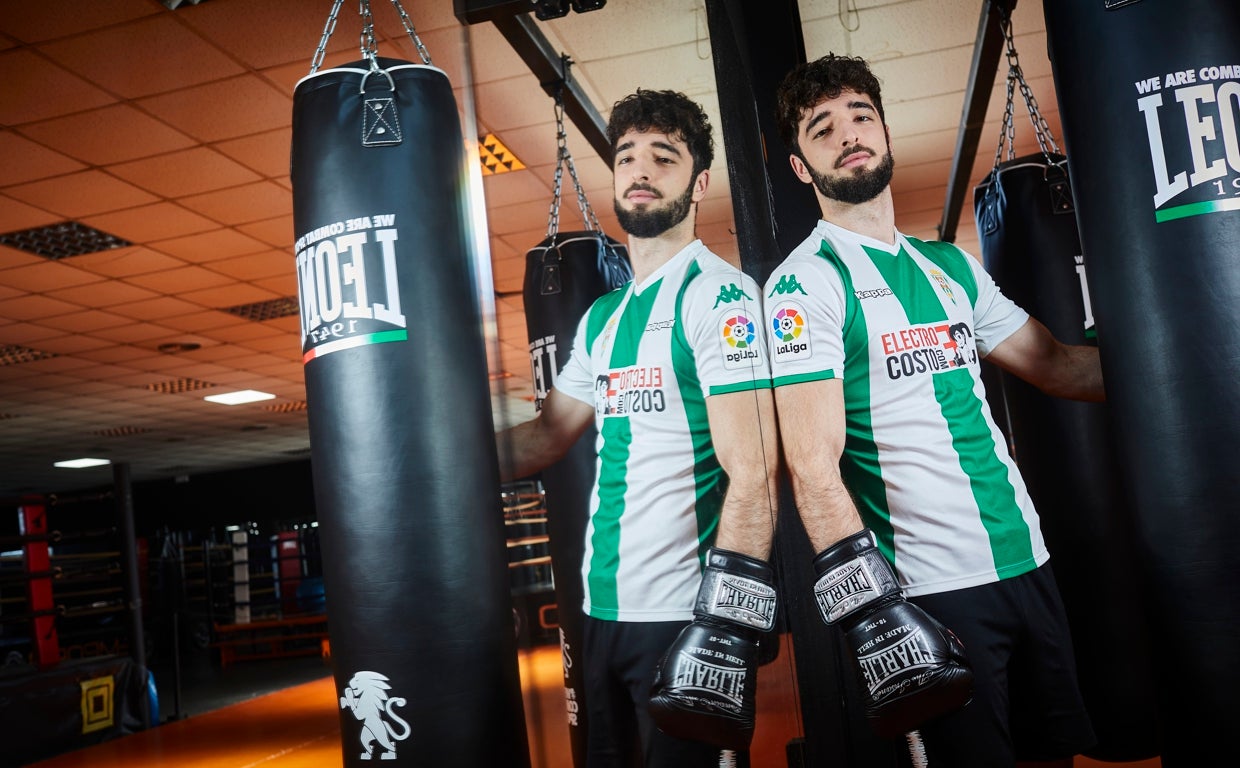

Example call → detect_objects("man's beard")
806 145 895 205
614 179 695 238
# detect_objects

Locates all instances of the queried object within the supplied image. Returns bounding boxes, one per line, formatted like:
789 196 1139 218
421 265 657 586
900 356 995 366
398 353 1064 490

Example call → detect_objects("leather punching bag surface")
974 155 1159 760
291 59 529 766
523 231 631 768
1043 3 1240 763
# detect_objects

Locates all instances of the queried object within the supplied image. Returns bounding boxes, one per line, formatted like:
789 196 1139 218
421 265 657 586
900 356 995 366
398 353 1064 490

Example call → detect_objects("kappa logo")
340 671 412 760
713 282 754 308
768 273 808 297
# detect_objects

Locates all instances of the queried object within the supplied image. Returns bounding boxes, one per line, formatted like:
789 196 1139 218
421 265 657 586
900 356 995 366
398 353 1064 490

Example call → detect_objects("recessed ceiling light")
54 458 112 469
204 390 277 406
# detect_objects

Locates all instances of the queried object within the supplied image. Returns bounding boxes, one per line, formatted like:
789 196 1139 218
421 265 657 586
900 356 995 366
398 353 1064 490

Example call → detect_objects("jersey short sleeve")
964 252 1030 357
679 264 772 397
553 306 598 407
763 233 848 388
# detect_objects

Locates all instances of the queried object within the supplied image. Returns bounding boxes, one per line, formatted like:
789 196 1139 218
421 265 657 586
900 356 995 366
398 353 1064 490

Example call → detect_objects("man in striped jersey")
498 90 779 766
767 54 1103 766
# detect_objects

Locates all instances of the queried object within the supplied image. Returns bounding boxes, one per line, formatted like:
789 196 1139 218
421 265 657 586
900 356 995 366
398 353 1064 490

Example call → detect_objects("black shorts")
581 616 727 768
907 564 1097 766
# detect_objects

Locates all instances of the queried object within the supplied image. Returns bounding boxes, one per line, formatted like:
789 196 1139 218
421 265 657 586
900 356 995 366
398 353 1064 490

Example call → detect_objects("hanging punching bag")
523 231 631 768
291 57 529 766
1043 2 1240 764
974 155 1159 760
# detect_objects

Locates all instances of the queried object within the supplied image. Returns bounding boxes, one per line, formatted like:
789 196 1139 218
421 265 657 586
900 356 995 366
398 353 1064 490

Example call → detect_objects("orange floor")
26 643 1162 768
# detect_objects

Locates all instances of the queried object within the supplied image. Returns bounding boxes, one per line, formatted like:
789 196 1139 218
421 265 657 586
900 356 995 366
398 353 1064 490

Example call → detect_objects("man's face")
791 89 894 205
612 129 704 238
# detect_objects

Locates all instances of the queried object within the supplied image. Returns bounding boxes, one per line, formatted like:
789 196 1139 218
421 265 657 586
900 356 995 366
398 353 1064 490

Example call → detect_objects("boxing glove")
813 529 973 738
649 548 777 750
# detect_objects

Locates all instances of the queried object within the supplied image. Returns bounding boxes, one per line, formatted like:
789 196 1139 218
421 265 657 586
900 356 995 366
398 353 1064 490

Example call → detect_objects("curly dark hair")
775 54 885 152
606 89 715 177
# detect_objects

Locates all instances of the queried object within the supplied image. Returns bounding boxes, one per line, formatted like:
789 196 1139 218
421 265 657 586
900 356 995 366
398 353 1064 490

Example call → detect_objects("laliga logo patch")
340 670 412 760
770 302 811 361
720 313 760 370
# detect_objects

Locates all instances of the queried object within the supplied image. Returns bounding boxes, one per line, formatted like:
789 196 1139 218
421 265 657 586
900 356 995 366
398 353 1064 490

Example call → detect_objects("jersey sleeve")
966 252 1030 357
554 308 597 407
764 255 847 389
680 268 771 397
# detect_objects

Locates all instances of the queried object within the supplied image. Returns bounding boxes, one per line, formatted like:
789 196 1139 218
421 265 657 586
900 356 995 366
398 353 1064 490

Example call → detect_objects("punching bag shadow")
291 47 529 767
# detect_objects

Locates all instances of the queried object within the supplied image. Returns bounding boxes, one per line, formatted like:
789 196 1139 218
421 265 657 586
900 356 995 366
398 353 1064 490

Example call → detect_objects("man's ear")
691 168 710 202
789 153 813 185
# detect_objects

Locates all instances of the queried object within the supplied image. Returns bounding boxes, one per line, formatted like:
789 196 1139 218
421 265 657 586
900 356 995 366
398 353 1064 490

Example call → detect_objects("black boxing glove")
649 548 777 750
813 529 973 738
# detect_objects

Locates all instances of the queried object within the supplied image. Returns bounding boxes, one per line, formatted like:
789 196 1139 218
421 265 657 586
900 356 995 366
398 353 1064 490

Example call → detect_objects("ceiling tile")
108 295 206 322
206 250 291 280
0 261 105 292
148 228 270 265
123 264 236 294
85 202 221 242
214 128 293 178
156 309 249 335
179 180 294 226
175 0 353 71
108 147 262 198
0 196 62 237
0 293 84 320
0 49 118 126
39 14 247 99
237 215 295 249
48 280 159 309
36 308 133 333
0 130 86 186
0 0 159 42
19 103 196 165
178 283 280 309
138 75 294 143
251 273 298 296
4 169 159 219
70 247 188 278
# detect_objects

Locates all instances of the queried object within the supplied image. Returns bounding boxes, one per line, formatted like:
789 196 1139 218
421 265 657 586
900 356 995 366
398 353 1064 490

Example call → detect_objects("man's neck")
626 216 697 284
816 187 897 244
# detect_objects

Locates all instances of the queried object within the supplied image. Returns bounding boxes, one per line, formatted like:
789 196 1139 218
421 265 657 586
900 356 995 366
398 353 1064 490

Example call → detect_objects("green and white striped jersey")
765 220 1046 597
557 240 771 621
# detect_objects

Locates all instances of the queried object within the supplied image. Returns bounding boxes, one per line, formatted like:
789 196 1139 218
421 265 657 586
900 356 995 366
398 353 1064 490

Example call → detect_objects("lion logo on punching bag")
339 670 411 760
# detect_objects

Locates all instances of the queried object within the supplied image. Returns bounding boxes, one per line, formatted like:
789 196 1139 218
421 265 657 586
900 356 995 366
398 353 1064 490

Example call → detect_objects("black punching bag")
974 155 1159 760
1043 2 1240 763
523 231 631 767
291 59 529 766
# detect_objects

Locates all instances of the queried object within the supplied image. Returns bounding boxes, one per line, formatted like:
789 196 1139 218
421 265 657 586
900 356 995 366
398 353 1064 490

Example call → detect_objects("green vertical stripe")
672 262 722 563
911 237 979 306
866 243 1032 569
588 282 660 612
816 242 896 560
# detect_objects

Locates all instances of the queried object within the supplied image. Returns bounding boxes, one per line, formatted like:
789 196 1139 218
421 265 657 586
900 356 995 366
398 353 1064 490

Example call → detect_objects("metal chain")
993 4 1062 165
308 0 431 74
359 0 380 71
545 65 601 238
388 0 432 65
309 0 345 74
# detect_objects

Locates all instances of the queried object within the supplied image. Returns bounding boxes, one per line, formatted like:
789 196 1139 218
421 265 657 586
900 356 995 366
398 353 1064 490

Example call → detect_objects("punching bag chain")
992 3 1062 167
307 0 431 76
546 56 602 239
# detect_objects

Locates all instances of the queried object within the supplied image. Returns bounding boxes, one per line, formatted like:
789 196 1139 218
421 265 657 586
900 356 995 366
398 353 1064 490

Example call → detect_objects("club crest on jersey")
769 302 811 361
929 268 957 306
720 312 760 370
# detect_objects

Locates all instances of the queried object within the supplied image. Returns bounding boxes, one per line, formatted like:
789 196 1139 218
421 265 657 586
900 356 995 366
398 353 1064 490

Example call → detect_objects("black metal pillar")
114 461 151 729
